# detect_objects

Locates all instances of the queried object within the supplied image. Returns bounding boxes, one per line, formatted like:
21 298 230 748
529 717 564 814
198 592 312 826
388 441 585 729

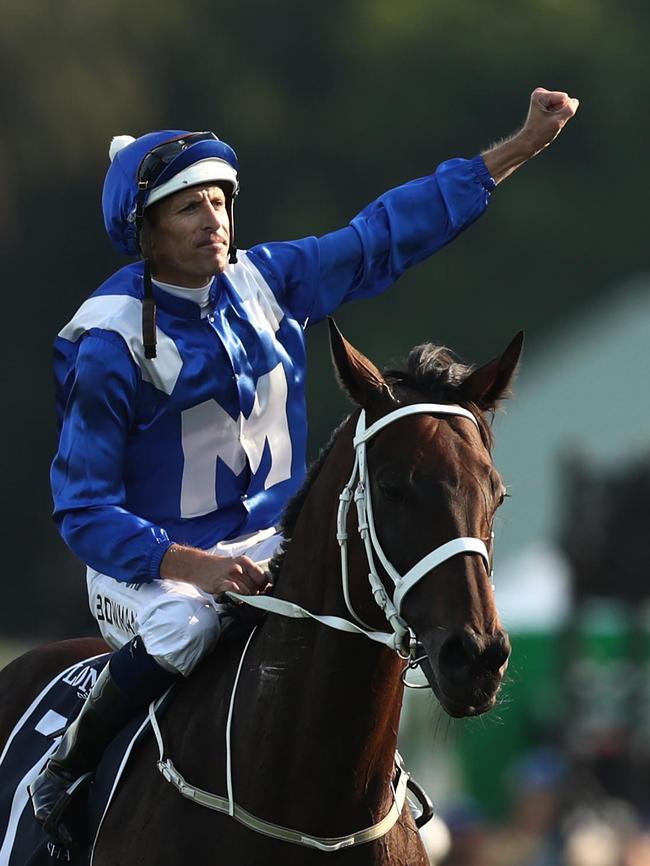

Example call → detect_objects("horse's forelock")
385 343 472 393
408 343 472 388
384 343 495 451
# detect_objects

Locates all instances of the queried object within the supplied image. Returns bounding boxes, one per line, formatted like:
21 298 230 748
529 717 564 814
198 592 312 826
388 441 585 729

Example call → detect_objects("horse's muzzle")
423 627 511 718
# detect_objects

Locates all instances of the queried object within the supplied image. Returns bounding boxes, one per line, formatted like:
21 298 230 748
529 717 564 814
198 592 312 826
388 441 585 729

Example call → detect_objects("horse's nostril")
439 631 510 680
438 635 473 677
479 634 511 674
491 634 511 670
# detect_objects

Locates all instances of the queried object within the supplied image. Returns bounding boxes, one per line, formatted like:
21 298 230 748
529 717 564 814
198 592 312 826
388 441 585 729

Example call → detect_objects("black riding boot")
28 663 138 849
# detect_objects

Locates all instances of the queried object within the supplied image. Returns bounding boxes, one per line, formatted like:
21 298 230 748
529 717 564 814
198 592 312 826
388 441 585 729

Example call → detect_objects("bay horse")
0 321 521 865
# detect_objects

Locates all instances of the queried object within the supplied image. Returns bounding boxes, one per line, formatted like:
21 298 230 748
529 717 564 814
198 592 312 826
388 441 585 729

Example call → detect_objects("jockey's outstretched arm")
482 87 579 184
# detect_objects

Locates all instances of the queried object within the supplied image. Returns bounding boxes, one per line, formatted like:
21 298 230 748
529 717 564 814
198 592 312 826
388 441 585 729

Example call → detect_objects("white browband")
353 402 479 446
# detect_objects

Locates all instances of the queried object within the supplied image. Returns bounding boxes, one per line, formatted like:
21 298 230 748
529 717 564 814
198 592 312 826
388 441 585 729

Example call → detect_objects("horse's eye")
378 479 407 503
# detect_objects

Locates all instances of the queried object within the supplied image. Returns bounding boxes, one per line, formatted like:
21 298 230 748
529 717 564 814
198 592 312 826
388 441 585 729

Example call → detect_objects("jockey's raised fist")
522 87 580 154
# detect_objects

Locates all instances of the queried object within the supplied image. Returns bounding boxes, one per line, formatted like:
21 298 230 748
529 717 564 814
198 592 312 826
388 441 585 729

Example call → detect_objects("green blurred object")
454 630 565 819
564 601 632 760
454 603 642 817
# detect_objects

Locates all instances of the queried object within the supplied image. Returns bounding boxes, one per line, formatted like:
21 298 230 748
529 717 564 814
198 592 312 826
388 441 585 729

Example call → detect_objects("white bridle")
338 403 492 652
230 401 493 656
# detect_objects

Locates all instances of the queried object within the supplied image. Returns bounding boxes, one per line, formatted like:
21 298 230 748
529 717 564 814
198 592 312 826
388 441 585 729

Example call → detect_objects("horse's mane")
268 418 345 585
268 343 492 584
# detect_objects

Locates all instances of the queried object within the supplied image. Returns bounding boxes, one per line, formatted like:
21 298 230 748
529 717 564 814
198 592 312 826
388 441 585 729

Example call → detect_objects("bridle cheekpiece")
338 403 492 656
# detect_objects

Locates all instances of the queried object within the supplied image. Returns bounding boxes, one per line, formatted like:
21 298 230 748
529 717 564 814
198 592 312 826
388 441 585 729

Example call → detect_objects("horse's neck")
233 419 405 826
273 415 364 614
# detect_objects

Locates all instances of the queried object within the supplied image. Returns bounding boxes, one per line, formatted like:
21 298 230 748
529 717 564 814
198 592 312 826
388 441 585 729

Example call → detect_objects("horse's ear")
459 331 524 409
328 318 388 408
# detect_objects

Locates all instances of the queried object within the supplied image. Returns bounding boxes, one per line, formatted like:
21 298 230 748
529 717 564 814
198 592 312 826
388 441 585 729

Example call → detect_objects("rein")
153 401 490 850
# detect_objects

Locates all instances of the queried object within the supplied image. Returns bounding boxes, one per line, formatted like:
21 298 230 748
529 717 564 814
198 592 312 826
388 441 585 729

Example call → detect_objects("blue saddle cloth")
0 655 156 866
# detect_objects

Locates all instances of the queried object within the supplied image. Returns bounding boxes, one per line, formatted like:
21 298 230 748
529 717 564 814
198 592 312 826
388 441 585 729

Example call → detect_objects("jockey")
29 89 578 847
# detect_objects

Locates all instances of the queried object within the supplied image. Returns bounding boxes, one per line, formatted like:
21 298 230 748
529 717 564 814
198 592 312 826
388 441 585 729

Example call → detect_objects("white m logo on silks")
180 363 292 518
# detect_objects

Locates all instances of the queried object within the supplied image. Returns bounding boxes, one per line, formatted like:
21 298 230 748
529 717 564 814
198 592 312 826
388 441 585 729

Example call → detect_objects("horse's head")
329 320 522 719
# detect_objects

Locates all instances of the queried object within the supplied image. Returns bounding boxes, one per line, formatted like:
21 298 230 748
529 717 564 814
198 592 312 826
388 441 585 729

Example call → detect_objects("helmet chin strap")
134 176 158 359
142 259 157 359
227 190 238 264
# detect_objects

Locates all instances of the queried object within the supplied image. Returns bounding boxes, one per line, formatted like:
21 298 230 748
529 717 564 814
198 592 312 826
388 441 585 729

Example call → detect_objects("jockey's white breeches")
86 527 283 677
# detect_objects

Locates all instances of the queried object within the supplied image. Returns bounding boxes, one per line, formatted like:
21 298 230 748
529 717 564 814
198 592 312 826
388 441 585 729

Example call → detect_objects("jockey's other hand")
204 554 267 597
160 544 268 597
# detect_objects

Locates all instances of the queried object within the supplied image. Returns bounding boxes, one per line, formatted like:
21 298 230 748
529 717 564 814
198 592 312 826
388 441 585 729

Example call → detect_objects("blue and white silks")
51 156 495 584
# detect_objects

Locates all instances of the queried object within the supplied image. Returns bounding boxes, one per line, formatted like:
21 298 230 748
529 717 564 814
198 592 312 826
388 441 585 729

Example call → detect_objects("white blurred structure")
495 542 571 632
492 277 650 630
419 814 451 865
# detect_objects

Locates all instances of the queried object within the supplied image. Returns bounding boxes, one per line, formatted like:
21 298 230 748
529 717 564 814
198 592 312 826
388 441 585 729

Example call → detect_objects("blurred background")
1 0 649 862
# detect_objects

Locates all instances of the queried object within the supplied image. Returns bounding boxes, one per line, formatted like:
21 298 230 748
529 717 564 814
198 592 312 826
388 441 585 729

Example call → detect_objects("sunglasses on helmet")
137 131 219 190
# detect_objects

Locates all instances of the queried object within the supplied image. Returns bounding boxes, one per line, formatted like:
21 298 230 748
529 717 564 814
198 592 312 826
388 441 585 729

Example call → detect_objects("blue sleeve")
51 330 172 583
246 156 494 325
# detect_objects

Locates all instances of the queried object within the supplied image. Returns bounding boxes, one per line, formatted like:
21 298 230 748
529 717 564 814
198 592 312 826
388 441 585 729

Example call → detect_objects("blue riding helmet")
102 130 240 360
102 130 240 257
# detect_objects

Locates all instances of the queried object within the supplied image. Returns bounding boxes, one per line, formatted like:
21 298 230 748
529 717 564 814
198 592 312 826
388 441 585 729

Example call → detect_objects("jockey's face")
145 184 230 287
